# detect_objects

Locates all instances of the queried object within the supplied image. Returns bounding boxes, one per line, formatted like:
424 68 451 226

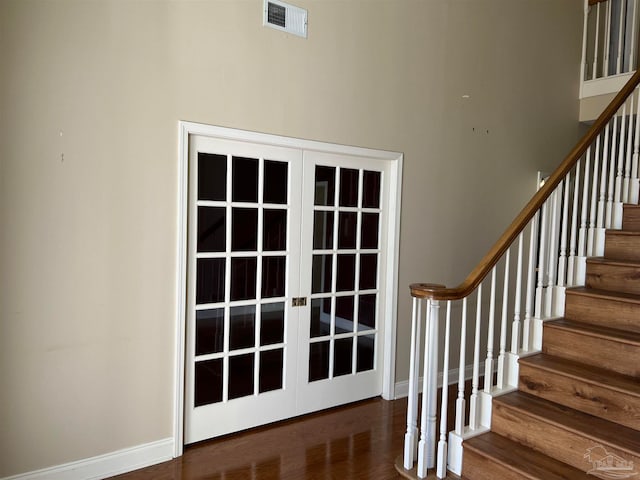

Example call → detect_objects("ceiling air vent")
264 0 307 38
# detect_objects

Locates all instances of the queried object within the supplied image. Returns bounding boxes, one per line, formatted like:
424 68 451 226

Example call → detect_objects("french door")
184 134 391 444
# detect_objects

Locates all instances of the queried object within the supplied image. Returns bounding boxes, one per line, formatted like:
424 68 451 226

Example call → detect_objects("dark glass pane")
357 334 375 372
264 160 288 204
230 257 257 301
194 358 223 407
339 168 359 207
309 341 330 382
336 254 356 292
310 297 332 338
360 213 379 250
358 294 376 331
229 305 255 350
198 153 226 201
334 338 353 377
196 258 225 304
314 166 336 206
229 353 255 399
312 254 333 293
313 211 334 250
335 296 354 334
338 212 357 250
261 303 285 345
198 207 226 253
263 209 287 251
259 349 283 393
262 256 286 298
232 208 258 251
362 170 381 208
232 156 258 203
359 254 378 290
195 309 224 355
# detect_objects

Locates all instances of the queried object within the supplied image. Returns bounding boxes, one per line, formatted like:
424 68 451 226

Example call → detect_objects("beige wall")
0 0 582 476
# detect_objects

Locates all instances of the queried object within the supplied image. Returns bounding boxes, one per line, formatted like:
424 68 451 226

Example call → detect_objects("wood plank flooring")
109 397 408 480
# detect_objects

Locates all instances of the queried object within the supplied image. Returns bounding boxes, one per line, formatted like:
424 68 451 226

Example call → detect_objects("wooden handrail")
411 68 640 300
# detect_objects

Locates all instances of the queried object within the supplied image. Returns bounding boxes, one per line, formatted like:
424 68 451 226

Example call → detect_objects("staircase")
462 204 640 480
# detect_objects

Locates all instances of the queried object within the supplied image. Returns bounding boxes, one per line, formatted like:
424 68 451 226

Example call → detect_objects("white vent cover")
263 0 307 38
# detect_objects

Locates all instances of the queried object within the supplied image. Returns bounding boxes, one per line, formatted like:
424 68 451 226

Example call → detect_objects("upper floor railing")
399 69 640 479
581 0 639 98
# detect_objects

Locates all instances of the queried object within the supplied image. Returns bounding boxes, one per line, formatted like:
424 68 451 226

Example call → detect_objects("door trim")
174 121 403 457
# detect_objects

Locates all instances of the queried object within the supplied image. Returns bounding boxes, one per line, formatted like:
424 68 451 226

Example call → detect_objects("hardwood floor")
110 397 408 480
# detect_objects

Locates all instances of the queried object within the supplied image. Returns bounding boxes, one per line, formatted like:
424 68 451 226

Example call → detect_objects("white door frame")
173 121 403 457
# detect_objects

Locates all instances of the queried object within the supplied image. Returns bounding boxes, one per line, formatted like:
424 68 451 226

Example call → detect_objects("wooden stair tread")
566 286 640 304
519 353 640 395
545 318 640 345
494 391 640 453
587 256 640 267
607 229 640 236
464 432 592 480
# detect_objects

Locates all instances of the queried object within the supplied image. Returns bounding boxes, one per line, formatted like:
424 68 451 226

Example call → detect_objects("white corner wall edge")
1 438 174 480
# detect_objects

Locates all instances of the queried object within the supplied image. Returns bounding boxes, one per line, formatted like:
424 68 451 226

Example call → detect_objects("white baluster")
484 268 497 394
624 94 635 203
404 297 422 469
436 301 452 479
545 186 560 318
523 214 538 352
593 2 601 80
454 298 467 436
568 160 581 286
578 147 592 285
588 136 601 256
418 299 439 477
604 0 612 76
511 236 523 355
581 0 590 86
596 124 610 256
614 102 627 228
631 0 639 71
535 200 548 320
607 114 618 229
616 0 626 74
555 178 570 316
469 285 482 431
631 86 640 204
497 249 510 390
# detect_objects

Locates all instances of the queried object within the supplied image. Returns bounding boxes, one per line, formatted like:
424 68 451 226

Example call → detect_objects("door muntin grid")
308 166 382 382
193 152 290 407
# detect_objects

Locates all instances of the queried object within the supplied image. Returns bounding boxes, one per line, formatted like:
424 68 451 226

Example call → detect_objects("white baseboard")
394 363 483 400
1 438 174 480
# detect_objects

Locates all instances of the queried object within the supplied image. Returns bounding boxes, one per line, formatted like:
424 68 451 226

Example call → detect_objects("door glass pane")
229 305 256 350
359 254 377 290
310 297 332 337
263 209 287 251
313 211 334 250
198 153 226 201
314 166 335 206
335 296 354 333
232 156 258 203
339 168 359 207
259 349 284 393
229 353 255 399
264 160 288 204
196 258 225 304
198 207 226 252
309 341 330 381
196 309 225 355
336 254 356 292
357 294 376 331
334 338 353 377
262 256 286 298
360 213 379 250
362 170 381 208
356 335 375 372
261 303 285 345
338 212 357 249
230 257 257 301
195 358 223 407
312 254 333 293
232 208 258 251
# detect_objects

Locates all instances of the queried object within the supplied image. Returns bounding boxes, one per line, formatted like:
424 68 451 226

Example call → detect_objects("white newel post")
404 297 422 469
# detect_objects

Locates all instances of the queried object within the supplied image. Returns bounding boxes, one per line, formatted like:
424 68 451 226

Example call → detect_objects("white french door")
184 133 394 445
